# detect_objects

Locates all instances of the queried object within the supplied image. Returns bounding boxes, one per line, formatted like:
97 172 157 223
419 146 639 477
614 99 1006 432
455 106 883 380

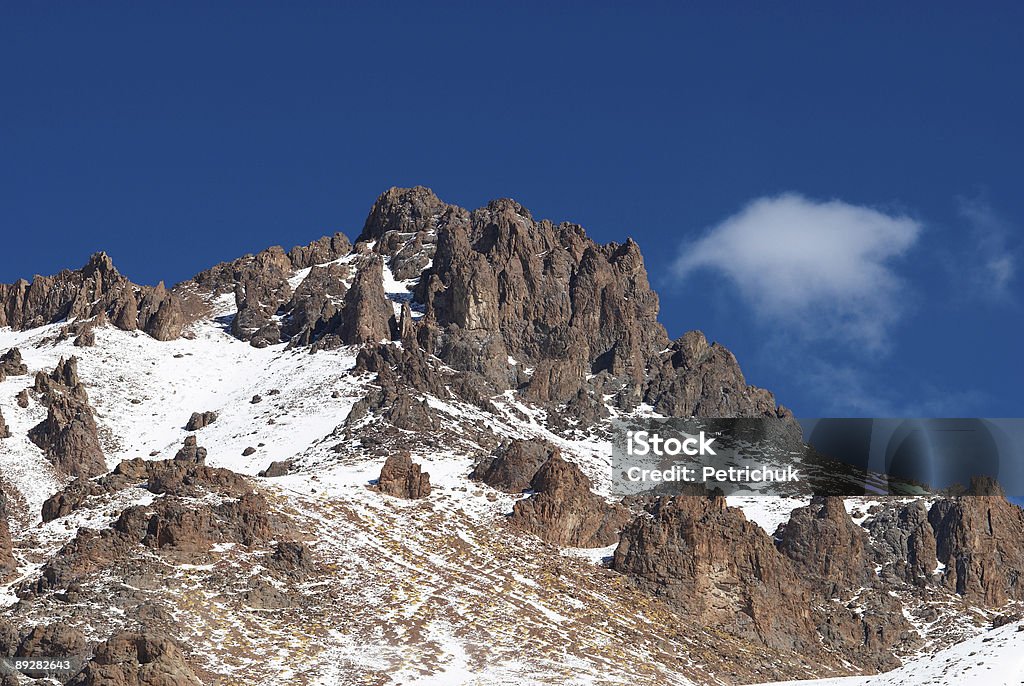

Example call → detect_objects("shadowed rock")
0 489 15 577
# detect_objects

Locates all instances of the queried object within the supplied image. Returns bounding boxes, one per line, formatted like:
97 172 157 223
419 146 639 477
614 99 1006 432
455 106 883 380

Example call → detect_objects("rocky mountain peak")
357 185 447 244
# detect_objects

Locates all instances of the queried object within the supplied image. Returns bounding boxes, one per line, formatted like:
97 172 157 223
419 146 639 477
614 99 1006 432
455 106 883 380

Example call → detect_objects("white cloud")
673 193 922 351
956 197 1018 300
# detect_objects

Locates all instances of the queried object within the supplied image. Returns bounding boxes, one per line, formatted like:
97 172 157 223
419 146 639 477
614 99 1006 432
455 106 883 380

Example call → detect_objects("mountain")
0 187 1021 685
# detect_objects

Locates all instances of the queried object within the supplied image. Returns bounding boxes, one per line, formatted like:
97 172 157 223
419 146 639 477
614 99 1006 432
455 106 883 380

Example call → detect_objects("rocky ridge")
0 187 1020 685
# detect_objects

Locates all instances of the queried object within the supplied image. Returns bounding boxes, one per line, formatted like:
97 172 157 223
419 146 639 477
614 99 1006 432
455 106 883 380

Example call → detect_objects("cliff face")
358 187 791 423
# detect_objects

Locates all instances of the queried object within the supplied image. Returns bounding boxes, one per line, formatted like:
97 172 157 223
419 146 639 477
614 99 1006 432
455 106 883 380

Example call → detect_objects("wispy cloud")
673 193 922 352
799 359 987 417
956 196 1018 301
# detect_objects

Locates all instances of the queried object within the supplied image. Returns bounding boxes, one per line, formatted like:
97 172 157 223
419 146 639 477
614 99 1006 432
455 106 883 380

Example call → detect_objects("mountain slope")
0 187 1021 685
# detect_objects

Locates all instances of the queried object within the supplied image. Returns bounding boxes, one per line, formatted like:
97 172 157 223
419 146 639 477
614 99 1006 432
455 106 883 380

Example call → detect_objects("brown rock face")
41 457 252 523
0 489 15 577
172 435 207 464
15 624 87 661
776 496 873 594
115 493 272 552
0 408 9 440
928 477 1024 605
280 261 350 347
69 632 202 686
0 348 28 381
470 438 559 493
136 281 186 341
407 194 662 402
28 357 106 478
510 454 630 548
644 330 793 419
184 411 217 431
864 499 938 586
338 256 396 345
358 186 443 280
183 233 351 347
351 187 791 423
613 495 819 654
0 253 187 341
288 232 352 269
377 451 431 499
29 466 271 596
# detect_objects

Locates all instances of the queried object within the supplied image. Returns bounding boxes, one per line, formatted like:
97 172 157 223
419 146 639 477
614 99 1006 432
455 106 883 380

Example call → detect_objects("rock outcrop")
644 331 792 419
928 477 1024 605
377 451 431 499
337 256 395 345
15 624 87 662
172 435 207 464
511 454 630 547
0 409 9 440
864 499 938 587
184 411 217 431
352 187 792 423
613 495 820 653
0 348 28 381
0 253 187 341
28 466 271 595
70 632 202 686
28 357 105 478
470 438 559 493
183 233 351 347
775 496 873 595
0 489 15 577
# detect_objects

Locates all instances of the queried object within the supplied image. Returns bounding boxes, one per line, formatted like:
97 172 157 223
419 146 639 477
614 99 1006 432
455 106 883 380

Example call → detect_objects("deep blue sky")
2 3 1021 417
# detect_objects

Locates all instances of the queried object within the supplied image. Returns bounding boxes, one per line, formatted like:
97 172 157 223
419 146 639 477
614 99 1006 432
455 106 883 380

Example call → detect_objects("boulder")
184 411 217 431
377 451 431 499
258 460 291 478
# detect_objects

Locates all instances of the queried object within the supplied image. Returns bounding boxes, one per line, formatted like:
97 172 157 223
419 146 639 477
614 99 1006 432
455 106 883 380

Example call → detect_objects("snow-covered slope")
759 619 1024 686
